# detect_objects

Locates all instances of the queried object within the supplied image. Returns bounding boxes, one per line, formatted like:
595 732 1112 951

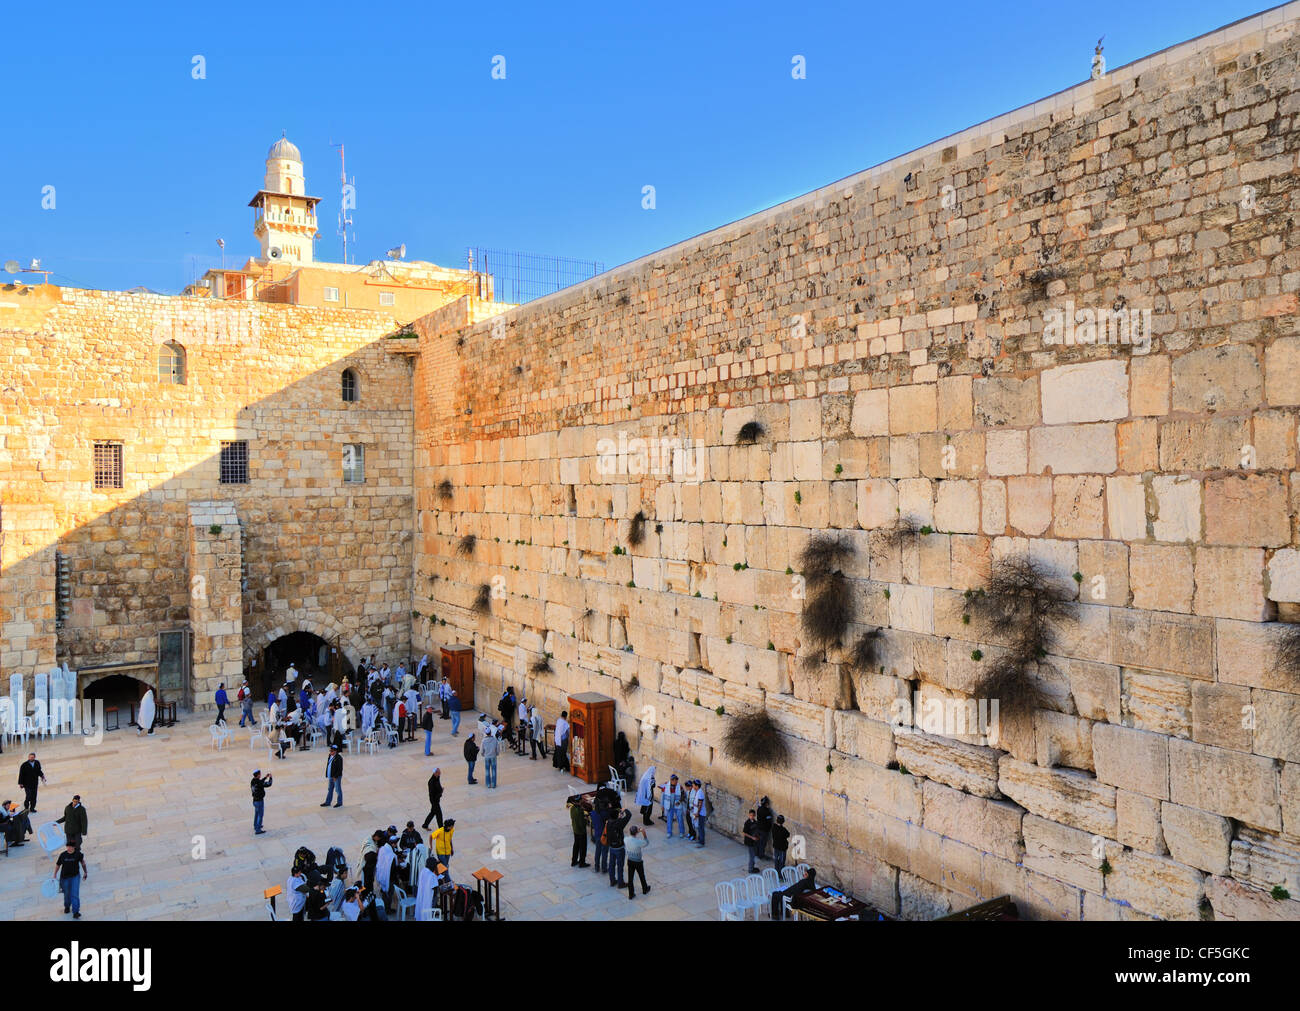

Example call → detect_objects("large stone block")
1129 544 1193 613
1216 619 1296 692
1168 738 1281 832
1160 802 1232 875
1264 335 1300 406
998 757 1117 836
921 780 1024 862
1035 710 1094 772
1171 345 1262 414
832 709 896 766
1204 473 1290 548
1252 688 1300 763
889 384 937 435
1109 608 1214 680
1204 874 1300 921
1120 669 1192 739
1040 360 1129 424
1022 814 1105 892
1092 723 1170 798
973 376 1039 428
1228 827 1300 895
1194 547 1267 621
1028 423 1117 474
1105 848 1205 920
1150 475 1201 543
1190 682 1253 751
834 753 922 823
1116 790 1166 854
895 729 1002 798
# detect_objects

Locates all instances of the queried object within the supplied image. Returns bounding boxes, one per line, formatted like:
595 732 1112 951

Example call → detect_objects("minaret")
249 134 321 265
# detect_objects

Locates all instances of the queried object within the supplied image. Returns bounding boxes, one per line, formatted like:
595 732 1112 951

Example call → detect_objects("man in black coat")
321 746 343 808
463 734 479 784
422 767 444 830
18 753 45 813
57 795 88 850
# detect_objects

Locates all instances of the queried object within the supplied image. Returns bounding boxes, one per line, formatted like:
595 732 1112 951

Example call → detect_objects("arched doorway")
83 673 152 710
254 631 355 702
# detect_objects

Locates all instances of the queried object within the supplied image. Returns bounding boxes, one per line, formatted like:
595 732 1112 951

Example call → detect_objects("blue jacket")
215 688 228 706
449 696 461 712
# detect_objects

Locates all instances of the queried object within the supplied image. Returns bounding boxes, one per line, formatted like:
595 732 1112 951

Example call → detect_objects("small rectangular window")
323 286 340 302
93 441 123 489
379 291 395 307
343 444 365 484
220 441 249 484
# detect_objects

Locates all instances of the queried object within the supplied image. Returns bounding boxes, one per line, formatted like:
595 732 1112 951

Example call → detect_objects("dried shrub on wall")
456 534 477 557
1274 625 1300 685
799 534 855 651
628 510 647 547
722 709 790 769
736 420 765 445
849 627 884 673
473 583 492 614
531 655 552 675
965 556 1075 713
437 479 454 502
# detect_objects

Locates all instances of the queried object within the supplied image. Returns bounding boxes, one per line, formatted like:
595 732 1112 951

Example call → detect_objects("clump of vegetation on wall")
628 510 647 547
799 534 855 652
472 583 492 614
437 479 454 502
456 533 477 557
1272 625 1300 687
848 627 884 673
531 653 552 675
722 708 789 768
965 556 1075 713
736 420 765 446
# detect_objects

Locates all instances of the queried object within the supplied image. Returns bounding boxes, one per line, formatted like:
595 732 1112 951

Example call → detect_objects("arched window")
158 341 186 384
342 368 359 403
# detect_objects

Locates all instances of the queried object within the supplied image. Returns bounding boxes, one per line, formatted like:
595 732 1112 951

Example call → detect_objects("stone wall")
0 289 415 706
410 9 1300 919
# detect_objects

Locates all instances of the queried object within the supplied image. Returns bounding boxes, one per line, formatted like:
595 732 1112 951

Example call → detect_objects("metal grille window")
343 444 365 483
55 550 70 628
379 291 395 307
158 341 186 384
342 369 358 402
93 441 123 489
219 440 249 484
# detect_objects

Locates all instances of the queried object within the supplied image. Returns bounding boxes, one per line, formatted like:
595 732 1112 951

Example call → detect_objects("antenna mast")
331 140 355 265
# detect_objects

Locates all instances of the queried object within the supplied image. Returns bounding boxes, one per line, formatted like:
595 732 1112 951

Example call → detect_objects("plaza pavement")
0 708 752 921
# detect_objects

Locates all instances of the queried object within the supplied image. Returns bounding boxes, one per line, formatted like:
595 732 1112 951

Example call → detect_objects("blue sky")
0 0 1271 294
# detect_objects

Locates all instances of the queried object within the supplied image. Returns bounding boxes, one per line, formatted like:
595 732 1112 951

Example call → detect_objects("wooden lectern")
567 691 615 785
440 645 475 712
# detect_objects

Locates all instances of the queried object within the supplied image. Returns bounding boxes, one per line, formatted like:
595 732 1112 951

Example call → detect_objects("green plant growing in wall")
1272 885 1291 901
1099 859 1113 877
715 705 725 716
209 524 222 535
834 464 843 475
793 490 802 505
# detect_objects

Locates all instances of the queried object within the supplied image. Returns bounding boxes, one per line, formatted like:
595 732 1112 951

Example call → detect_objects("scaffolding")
468 247 605 305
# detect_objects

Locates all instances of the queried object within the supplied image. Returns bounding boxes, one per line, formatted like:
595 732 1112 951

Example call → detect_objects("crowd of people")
4 751 92 918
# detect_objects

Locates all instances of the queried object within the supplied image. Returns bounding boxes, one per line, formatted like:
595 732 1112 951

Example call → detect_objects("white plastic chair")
779 865 798 889
392 884 417 921
38 822 65 852
248 723 264 750
795 862 811 880
715 880 740 921
361 731 378 756
731 876 759 920
761 867 781 911
210 724 232 750
607 766 627 793
745 872 768 918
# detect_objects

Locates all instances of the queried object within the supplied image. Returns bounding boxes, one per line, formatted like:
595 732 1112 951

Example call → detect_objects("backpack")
450 885 482 921
292 846 317 877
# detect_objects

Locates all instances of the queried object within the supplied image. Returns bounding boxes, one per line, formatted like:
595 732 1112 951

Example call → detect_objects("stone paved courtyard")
0 708 752 921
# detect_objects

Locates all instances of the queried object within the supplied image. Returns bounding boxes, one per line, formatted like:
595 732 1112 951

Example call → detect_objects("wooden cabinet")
568 691 615 785
440 645 475 712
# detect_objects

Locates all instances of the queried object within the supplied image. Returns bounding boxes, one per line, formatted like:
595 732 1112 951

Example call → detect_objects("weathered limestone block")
764 692 829 746
998 757 1117 836
834 753 922 823
1168 739 1281 832
1194 547 1267 621
1151 474 1201 543
1028 423 1117 474
1116 791 1166 854
933 480 980 534
1228 827 1300 895
1160 802 1232 875
1106 848 1205 920
1120 670 1192 739
1129 354 1170 416
1022 814 1105 893
1204 875 1300 921
1204 473 1289 548
1105 474 1147 540
896 729 1002 798
1093 723 1170 798
1171 345 1261 414
850 388 888 437
985 430 1027 476
1284 762 1300 837
1040 360 1129 424
889 384 937 435
1264 335 1300 406
1190 682 1252 751
1052 475 1104 539
832 709 896 766
1007 476 1052 535
1251 688 1300 763
1216 619 1296 691
1109 609 1214 680
921 780 1024 862
1035 710 1094 772
973 376 1039 428
1159 417 1251 471
1069 660 1122 722
1269 548 1300 603
1129 544 1193 613
898 871 955 920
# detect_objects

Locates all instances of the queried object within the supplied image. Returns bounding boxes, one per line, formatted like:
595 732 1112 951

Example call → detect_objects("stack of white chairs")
210 723 233 750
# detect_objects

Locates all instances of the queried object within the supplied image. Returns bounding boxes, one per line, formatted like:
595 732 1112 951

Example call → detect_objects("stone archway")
243 609 368 679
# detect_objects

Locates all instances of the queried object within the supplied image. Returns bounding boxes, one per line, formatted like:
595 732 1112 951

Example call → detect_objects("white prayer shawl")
333 707 346 735
138 690 156 732
361 702 378 733
405 688 419 713
554 716 570 748
376 844 397 893
416 865 438 920
416 655 429 680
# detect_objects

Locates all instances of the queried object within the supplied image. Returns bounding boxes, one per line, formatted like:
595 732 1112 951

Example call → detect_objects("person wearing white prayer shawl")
285 663 298 685
375 836 397 901
416 654 429 682
361 700 378 734
416 855 439 920
137 689 156 736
